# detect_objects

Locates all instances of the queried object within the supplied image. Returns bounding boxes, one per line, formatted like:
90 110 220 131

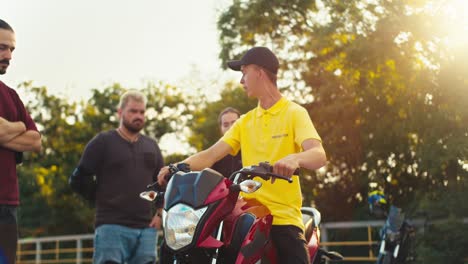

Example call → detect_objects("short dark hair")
218 107 241 126
255 65 277 86
0 19 14 32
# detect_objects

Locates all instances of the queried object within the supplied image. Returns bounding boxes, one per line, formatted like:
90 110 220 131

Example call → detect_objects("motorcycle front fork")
379 240 400 259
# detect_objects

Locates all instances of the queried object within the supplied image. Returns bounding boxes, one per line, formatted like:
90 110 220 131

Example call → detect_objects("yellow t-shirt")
221 97 322 230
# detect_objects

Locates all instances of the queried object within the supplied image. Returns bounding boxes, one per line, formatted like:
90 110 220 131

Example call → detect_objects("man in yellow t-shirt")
158 46 326 264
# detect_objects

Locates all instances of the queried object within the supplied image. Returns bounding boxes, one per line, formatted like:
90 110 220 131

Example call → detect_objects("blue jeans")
93 224 158 264
0 205 18 264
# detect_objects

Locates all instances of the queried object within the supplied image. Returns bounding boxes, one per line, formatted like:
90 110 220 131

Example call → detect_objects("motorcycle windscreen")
386 205 404 232
164 168 225 209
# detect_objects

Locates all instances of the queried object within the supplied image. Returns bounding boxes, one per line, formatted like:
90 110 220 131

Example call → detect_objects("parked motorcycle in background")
141 162 343 264
368 191 416 264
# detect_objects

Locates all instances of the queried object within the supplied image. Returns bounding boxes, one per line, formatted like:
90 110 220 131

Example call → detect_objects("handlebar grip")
165 163 190 181
268 173 292 183
259 161 300 175
168 164 179 175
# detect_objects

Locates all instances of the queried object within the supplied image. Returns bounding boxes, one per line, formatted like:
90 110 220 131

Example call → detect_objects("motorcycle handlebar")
147 162 297 191
146 163 192 192
146 181 162 190
162 163 191 183
231 162 298 183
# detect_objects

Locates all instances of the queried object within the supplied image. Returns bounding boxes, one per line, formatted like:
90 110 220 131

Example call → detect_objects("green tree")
188 82 257 151
17 81 94 235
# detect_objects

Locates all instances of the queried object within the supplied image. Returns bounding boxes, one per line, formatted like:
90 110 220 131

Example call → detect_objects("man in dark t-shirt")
211 107 242 177
69 90 164 264
0 19 42 264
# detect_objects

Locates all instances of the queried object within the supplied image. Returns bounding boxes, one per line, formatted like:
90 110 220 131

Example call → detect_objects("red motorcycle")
140 162 343 264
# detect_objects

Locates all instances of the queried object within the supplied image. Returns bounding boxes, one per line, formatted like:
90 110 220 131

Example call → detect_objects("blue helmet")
368 190 387 218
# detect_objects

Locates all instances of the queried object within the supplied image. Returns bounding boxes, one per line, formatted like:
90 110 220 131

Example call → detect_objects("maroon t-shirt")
0 81 38 205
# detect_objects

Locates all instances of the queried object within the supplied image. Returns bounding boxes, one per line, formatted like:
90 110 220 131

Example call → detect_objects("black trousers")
270 225 310 264
0 205 18 264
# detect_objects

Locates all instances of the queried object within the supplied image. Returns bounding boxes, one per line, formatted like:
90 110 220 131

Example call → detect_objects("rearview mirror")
239 180 262 193
139 191 157 201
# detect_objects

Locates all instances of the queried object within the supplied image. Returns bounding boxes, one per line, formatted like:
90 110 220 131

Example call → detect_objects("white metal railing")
17 223 377 263
18 234 95 264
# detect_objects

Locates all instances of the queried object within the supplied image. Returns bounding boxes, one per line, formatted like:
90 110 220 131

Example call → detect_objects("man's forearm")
182 150 217 171
2 130 42 152
182 141 232 171
158 141 233 186
296 146 327 171
0 118 26 144
273 141 327 177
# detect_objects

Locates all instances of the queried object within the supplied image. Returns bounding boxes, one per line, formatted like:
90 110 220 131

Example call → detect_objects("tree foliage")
188 82 257 151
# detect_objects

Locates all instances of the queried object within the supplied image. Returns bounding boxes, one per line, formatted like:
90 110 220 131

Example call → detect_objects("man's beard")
123 118 144 133
0 60 9 74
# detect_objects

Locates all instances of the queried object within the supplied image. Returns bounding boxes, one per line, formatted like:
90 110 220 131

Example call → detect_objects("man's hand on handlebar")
157 163 191 186
157 166 171 186
273 155 300 179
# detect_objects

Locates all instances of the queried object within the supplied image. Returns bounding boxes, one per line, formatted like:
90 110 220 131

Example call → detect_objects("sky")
1 0 238 101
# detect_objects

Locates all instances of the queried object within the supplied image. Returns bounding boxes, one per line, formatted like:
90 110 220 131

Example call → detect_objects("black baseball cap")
227 47 279 74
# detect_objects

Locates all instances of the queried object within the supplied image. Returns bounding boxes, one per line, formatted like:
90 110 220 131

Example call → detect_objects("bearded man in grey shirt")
70 90 164 264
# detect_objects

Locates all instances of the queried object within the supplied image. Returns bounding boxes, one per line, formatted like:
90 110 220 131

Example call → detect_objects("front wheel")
382 254 393 264
376 252 394 264
159 241 176 264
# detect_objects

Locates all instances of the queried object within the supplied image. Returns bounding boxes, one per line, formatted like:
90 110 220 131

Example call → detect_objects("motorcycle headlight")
386 230 400 242
163 204 208 250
